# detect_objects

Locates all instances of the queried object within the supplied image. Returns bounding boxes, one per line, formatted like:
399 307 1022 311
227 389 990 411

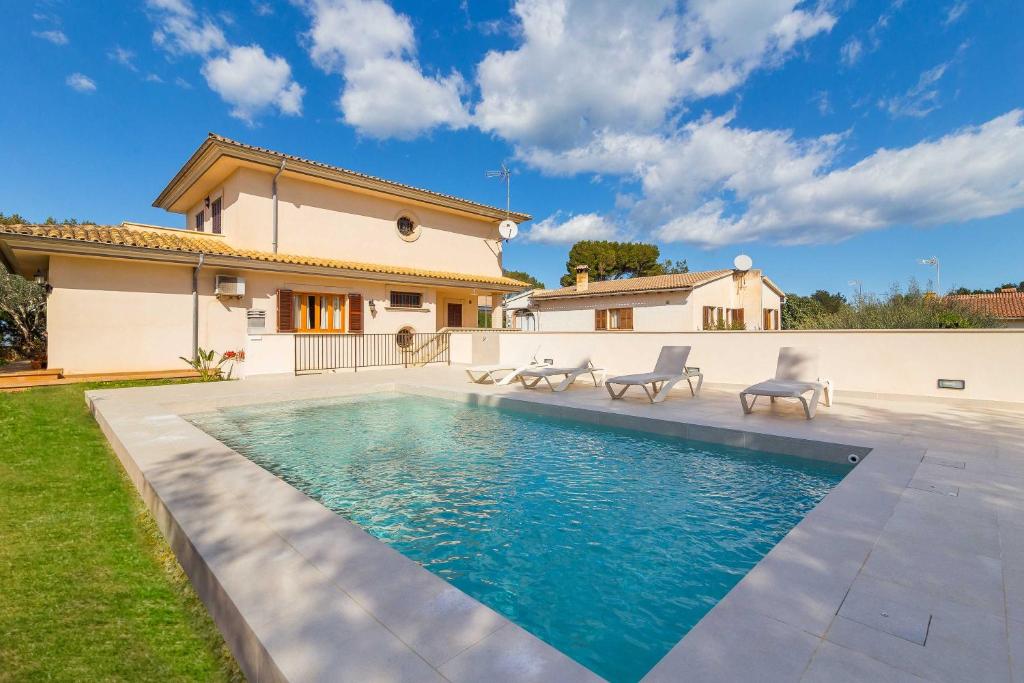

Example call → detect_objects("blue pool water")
190 394 848 682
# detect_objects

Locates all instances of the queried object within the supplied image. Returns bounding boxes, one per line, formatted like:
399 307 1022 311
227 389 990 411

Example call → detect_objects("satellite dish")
498 220 519 240
733 254 753 271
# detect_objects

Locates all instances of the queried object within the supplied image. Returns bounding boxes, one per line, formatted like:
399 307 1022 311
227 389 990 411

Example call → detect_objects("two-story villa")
0 134 530 375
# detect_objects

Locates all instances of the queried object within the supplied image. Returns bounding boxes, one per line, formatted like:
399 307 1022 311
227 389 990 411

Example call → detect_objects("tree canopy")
950 281 1024 294
0 264 47 360
503 269 545 289
0 211 94 226
559 240 687 286
783 281 997 330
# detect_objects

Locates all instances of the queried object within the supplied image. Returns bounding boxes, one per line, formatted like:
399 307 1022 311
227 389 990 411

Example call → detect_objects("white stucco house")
525 265 784 332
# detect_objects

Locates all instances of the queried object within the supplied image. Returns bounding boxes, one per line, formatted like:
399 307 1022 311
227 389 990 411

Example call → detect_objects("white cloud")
66 73 97 92
33 30 68 45
812 90 832 116
202 45 305 122
145 0 304 122
475 0 835 148
108 46 138 71
944 1 968 25
649 110 1024 246
147 0 228 56
525 212 620 244
302 0 470 138
878 44 966 119
145 73 165 83
839 38 862 66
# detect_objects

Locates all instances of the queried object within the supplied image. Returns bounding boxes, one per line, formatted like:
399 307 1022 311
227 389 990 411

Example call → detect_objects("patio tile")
802 641 929 683
837 580 931 645
1010 618 1024 683
861 532 1005 616
882 497 1001 559
641 603 820 682
826 575 1010 683
438 623 602 683
345 559 508 668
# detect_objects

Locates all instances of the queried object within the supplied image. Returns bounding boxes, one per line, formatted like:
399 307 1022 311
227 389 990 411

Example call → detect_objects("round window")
396 326 415 349
396 216 417 238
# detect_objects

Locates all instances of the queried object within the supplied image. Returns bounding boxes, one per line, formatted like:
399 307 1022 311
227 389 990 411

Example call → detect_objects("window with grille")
389 291 422 308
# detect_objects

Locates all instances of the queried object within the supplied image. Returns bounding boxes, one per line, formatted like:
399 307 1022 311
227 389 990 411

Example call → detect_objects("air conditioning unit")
215 275 246 298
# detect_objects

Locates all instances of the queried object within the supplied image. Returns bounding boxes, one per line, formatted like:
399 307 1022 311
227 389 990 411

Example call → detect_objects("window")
595 307 633 330
194 210 204 232
727 308 745 326
211 197 222 234
292 293 346 332
396 326 415 348
703 306 725 329
763 309 780 330
396 215 421 242
389 291 422 308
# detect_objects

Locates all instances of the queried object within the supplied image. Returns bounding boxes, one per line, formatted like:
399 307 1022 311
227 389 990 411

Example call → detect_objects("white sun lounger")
517 358 605 392
739 347 833 419
605 346 703 403
465 347 548 386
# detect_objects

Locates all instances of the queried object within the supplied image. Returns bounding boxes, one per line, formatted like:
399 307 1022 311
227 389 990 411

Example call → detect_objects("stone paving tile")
826 575 1010 683
861 532 1005 616
438 623 603 683
1010 618 1024 683
802 641 931 683
641 603 821 682
882 496 1002 559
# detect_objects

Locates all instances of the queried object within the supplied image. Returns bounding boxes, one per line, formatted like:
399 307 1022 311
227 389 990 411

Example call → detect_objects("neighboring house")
947 289 1024 328
529 266 784 332
503 289 538 330
0 134 530 374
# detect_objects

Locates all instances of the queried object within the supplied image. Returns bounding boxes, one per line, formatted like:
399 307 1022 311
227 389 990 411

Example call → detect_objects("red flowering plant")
179 347 243 381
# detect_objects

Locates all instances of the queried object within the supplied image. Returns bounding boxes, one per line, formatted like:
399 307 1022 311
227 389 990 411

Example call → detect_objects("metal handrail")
294 332 451 375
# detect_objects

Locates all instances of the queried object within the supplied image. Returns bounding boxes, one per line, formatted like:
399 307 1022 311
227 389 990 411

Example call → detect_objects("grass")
0 379 243 682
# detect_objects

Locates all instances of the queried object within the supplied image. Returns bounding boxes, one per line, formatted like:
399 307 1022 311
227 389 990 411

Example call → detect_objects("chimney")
575 264 590 292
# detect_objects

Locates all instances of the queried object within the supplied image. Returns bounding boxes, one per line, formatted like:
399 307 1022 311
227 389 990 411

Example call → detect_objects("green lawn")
0 380 243 682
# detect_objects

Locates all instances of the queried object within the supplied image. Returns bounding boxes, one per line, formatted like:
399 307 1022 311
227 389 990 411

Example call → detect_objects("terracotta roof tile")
532 270 735 299
0 224 529 289
946 291 1024 319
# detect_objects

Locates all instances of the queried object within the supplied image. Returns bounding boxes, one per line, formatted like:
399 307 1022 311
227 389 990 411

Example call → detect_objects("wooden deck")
0 368 200 391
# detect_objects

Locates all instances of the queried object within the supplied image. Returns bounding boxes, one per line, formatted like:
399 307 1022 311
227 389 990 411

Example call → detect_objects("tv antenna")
486 163 518 240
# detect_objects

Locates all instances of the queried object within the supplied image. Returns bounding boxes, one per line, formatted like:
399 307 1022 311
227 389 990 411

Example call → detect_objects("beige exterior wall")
45 254 483 375
533 271 783 332
186 167 505 278
491 330 1024 403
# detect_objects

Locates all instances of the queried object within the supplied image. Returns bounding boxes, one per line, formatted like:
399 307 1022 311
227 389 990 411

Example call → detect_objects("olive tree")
0 265 47 360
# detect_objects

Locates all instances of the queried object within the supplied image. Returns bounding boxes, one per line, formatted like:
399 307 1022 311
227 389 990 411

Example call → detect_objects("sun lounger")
605 346 703 403
465 347 548 386
739 347 833 419
517 358 605 392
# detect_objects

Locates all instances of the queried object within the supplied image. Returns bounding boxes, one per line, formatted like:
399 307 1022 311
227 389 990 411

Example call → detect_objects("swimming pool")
190 393 849 682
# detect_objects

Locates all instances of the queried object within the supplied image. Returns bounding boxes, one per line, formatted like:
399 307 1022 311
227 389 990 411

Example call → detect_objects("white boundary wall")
464 330 1024 404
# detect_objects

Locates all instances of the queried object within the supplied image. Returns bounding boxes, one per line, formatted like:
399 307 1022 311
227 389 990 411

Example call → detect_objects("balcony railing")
294 332 451 375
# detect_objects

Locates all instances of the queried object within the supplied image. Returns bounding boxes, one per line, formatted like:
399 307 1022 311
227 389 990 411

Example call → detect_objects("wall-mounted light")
937 379 965 390
33 269 53 295
368 299 377 314
204 196 211 208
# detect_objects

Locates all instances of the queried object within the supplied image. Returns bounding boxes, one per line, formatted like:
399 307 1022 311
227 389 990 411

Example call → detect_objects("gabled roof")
946 291 1024 319
153 133 532 223
0 224 530 291
532 270 736 300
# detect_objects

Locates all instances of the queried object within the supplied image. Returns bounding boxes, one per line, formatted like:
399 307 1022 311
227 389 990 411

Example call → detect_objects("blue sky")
2 0 1022 295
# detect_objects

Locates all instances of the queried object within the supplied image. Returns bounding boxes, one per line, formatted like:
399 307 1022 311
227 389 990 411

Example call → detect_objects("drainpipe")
192 252 205 361
272 160 286 253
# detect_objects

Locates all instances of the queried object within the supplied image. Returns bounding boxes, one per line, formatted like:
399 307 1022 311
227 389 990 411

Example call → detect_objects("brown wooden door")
447 303 463 328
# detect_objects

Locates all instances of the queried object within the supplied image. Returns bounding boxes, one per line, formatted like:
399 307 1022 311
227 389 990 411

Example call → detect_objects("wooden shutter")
348 293 363 333
595 309 607 330
703 306 713 328
212 198 222 234
763 309 771 330
734 308 744 324
619 308 633 330
277 289 295 332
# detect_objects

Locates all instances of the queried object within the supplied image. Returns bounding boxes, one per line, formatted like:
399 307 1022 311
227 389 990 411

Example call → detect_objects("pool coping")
86 379 922 682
